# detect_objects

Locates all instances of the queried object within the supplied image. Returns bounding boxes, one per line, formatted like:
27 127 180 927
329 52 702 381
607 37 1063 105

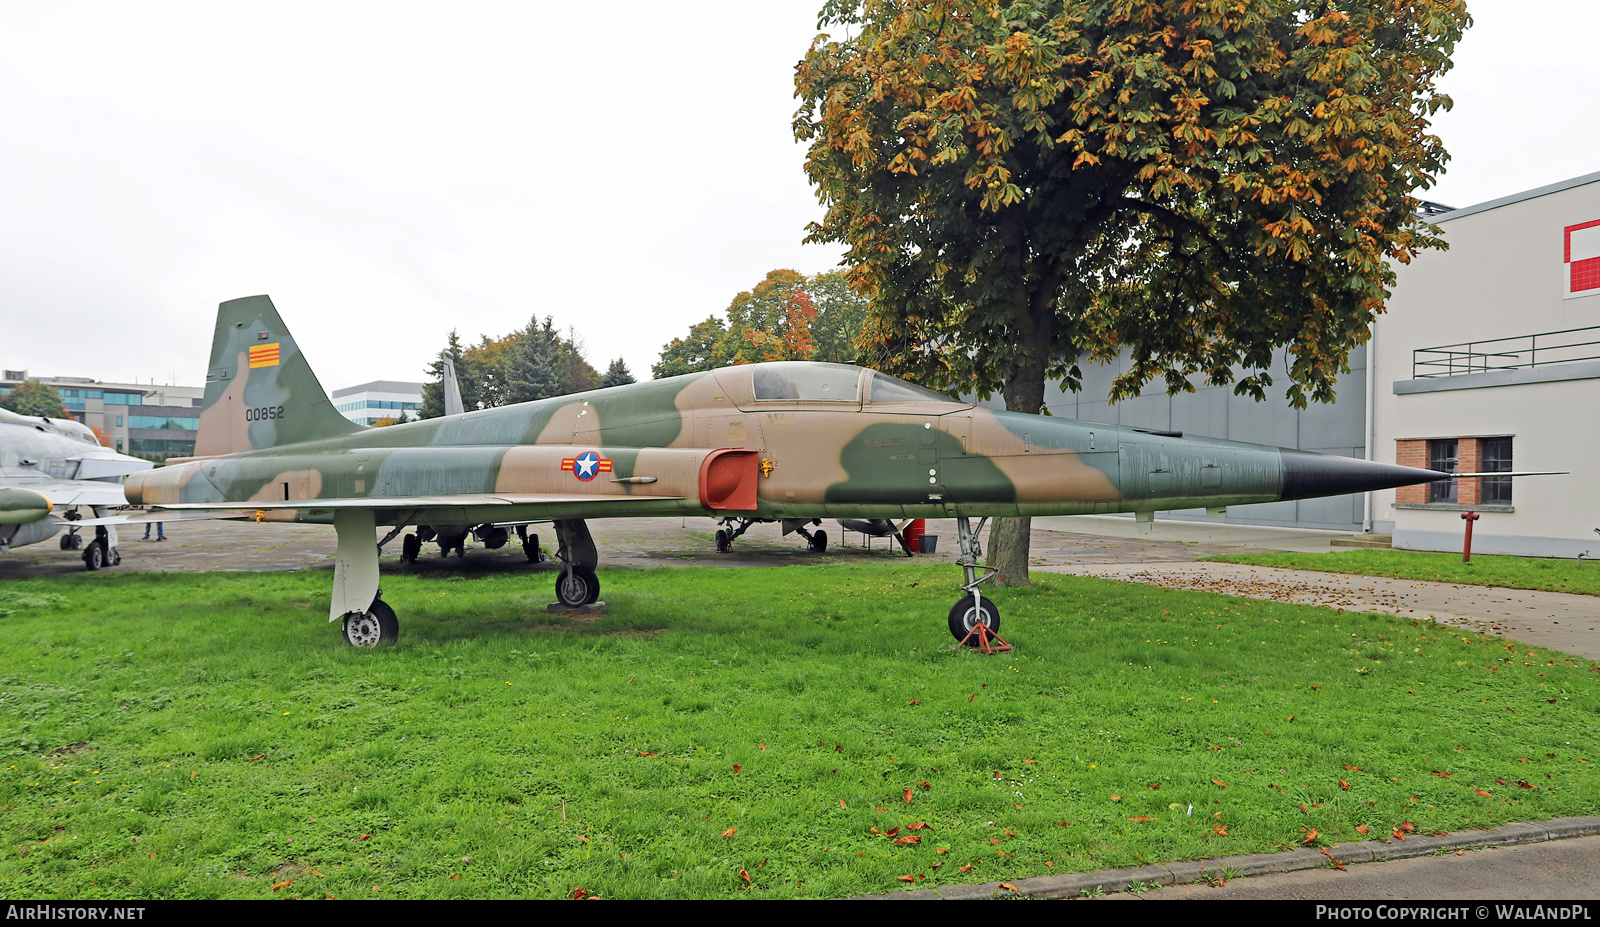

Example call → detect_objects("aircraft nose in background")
1277 448 1448 502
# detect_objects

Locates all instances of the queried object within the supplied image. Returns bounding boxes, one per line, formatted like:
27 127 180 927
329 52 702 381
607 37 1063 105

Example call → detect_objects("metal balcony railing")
1412 325 1600 378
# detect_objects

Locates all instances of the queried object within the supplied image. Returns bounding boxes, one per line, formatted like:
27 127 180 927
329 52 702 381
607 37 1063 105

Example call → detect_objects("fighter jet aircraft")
128 295 1450 648
0 407 153 568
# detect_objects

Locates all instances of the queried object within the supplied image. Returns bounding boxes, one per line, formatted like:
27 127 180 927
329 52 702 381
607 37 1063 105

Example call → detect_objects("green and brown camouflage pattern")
130 295 1435 525
126 296 1444 623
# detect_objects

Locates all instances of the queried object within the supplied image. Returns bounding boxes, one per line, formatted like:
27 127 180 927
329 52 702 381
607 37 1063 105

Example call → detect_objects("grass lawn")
1202 549 1600 597
1 563 1597 899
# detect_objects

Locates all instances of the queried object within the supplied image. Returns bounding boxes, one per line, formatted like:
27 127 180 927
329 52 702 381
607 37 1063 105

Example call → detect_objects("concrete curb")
859 816 1600 900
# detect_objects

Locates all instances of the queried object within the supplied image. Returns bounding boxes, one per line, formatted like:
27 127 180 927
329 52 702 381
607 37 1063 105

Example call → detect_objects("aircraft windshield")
752 364 862 402
866 372 961 404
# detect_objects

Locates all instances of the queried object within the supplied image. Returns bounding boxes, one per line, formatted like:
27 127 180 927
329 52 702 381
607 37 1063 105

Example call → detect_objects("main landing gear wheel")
82 540 105 571
400 534 422 565
109 547 121 566
809 529 828 553
947 594 1001 645
555 565 600 607
522 532 543 562
343 599 399 647
715 529 731 553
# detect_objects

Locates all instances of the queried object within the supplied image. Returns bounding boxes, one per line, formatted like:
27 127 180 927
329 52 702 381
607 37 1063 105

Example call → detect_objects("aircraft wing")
143 492 691 525
5 478 136 510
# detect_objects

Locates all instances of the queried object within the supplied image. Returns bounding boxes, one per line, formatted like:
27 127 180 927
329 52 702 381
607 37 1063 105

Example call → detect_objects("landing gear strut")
552 519 600 606
82 526 120 571
789 519 828 553
517 526 543 563
949 517 1008 652
331 509 395 648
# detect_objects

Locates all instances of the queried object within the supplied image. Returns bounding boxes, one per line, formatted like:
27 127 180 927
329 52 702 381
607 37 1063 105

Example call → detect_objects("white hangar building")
1369 170 1600 558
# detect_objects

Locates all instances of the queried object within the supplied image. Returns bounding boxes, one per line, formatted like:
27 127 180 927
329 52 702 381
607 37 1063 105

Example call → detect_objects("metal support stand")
955 620 1011 654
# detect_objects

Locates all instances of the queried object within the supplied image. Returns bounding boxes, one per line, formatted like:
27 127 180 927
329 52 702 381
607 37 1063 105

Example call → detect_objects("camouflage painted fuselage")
125 295 1437 531
127 363 1298 524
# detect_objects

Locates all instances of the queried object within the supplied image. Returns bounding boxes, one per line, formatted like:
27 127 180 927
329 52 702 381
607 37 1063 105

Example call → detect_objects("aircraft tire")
809 530 828 553
947 594 1000 645
523 533 542 563
715 529 731 553
343 600 399 647
110 547 121 566
400 534 421 564
59 533 72 551
82 540 105 571
555 566 600 607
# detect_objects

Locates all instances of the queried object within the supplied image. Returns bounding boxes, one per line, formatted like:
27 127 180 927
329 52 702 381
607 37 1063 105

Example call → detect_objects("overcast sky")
2 1 1596 393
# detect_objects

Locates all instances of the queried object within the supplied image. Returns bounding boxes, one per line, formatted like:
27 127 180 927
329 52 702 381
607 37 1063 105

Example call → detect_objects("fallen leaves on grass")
1320 847 1347 871
903 788 914 805
1211 779 1228 788
722 828 737 838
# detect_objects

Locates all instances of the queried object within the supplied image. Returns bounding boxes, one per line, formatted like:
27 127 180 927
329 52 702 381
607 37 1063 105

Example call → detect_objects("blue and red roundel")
561 451 613 482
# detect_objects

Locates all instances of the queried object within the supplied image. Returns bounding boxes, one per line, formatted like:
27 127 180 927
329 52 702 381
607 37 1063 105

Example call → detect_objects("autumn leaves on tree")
653 269 869 378
795 0 1469 583
420 322 623 419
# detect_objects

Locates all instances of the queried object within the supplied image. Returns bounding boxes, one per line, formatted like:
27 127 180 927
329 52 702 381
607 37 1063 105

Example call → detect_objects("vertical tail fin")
441 353 466 416
194 295 364 457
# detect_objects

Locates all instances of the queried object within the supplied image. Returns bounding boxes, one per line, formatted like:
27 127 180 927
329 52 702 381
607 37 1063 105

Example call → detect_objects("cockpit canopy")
0 407 100 445
713 362 970 412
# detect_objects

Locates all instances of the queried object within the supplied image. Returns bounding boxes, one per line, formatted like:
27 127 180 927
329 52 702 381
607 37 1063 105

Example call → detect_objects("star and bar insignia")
561 451 612 482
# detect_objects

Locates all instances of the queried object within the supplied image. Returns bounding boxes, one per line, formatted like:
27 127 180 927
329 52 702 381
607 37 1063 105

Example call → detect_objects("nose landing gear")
948 517 1010 654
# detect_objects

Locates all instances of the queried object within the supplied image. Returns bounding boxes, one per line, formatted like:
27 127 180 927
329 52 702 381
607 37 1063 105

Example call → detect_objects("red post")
1461 511 1480 563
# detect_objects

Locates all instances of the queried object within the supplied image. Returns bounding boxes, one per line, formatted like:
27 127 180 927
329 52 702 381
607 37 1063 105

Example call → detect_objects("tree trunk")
985 312 1052 587
983 221 1060 587
985 515 1032 586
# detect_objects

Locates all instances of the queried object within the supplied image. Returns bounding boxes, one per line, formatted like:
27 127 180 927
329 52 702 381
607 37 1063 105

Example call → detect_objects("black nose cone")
1279 448 1449 502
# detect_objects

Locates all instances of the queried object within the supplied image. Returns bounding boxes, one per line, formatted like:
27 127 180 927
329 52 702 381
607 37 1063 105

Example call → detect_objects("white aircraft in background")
0 407 153 569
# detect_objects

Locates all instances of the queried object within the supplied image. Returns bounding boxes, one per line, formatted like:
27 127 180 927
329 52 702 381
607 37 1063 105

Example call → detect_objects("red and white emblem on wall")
1564 220 1600 299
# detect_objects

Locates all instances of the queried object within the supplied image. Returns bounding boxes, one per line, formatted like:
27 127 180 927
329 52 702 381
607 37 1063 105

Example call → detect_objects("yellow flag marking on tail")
249 343 281 368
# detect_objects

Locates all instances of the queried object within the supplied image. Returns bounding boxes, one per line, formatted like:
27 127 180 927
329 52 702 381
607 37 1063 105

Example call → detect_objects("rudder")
194 295 364 457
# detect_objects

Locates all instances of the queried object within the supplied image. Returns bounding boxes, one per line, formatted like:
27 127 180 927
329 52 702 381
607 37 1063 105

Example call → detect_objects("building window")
1427 439 1457 503
1480 436 1513 505
1396 436 1512 508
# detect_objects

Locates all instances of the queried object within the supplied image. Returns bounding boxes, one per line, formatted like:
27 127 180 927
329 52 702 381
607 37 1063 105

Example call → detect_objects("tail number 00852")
244 406 286 421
